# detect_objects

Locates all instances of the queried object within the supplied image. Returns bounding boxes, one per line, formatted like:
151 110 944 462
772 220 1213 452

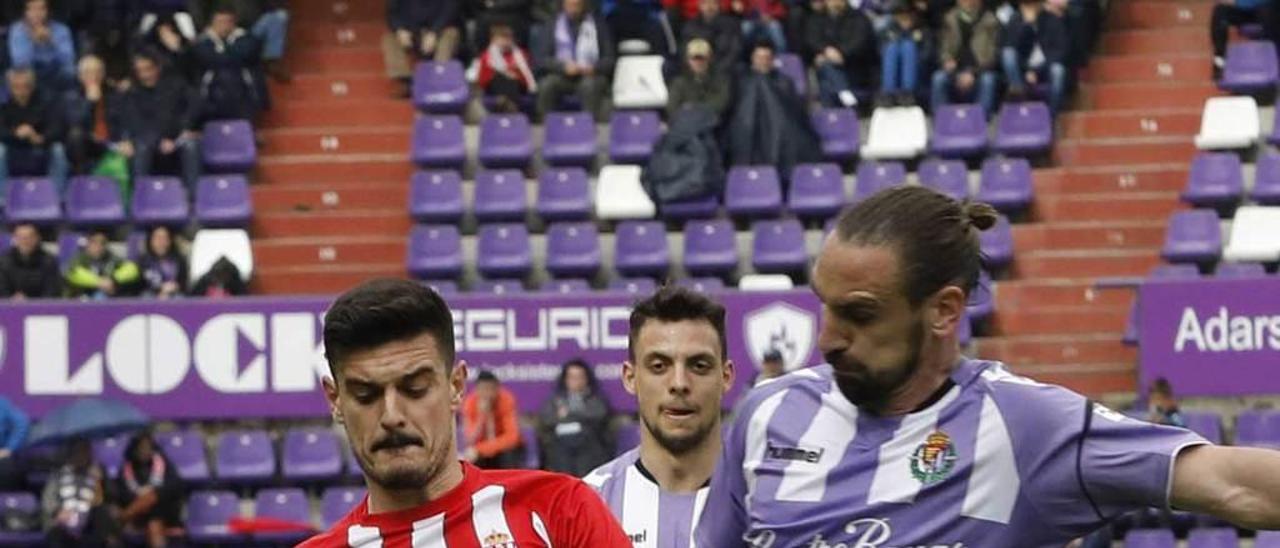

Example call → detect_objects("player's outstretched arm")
1171 445 1280 530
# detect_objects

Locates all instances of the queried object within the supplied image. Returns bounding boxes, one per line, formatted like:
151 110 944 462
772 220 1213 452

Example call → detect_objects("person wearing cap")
667 38 731 118
679 0 742 74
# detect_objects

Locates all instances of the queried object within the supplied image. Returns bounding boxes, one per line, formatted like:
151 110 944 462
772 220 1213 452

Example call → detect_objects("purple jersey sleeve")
695 383 781 547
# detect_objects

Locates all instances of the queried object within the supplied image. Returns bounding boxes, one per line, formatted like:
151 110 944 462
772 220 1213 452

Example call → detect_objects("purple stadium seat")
616 422 641 455
1235 409 1280 448
614 220 670 278
406 225 462 280
1257 531 1280 548
1182 411 1223 444
609 110 662 164
1250 150 1280 204
992 101 1052 156
1152 263 1202 279
478 113 533 169
411 115 466 169
476 224 532 278
413 60 468 113
473 279 526 294
610 277 658 294
253 488 314 544
918 158 970 201
1124 529 1176 548
788 163 845 220
752 219 807 274
545 222 602 278
967 270 994 321
65 176 125 228
56 231 83 271
195 175 252 227
774 53 808 98
1183 152 1244 209
536 167 591 222
543 111 597 167
726 165 783 220
124 230 146 261
660 195 719 221
1161 209 1223 264
409 170 464 223
0 492 41 545
930 104 988 158
131 177 190 226
91 433 129 478
853 160 907 202
977 157 1034 213
1214 262 1267 277
546 279 592 293
214 429 276 485
321 487 365 529
422 279 459 294
4 178 60 226
677 277 725 292
473 169 528 223
1219 41 1279 94
154 429 210 484
683 219 738 277
282 427 342 482
979 215 1014 270
186 490 245 544
201 119 256 172
1187 528 1239 548
810 108 859 163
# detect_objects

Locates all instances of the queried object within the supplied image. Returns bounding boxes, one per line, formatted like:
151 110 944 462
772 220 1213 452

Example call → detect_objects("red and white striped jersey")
300 462 631 548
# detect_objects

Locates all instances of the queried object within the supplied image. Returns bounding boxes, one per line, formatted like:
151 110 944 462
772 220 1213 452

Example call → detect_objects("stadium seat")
195 175 252 228
1186 528 1239 548
189 229 254 285
1161 209 1223 264
478 113 534 169
595 165 656 220
154 429 210 484
519 424 539 469
810 108 859 163
1195 96 1260 150
1223 206 1280 262
546 279 592 293
1124 529 1176 548
0 492 41 545
214 429 276 485
614 220 670 278
861 106 928 159
853 160 907 202
536 167 592 222
406 225 462 280
321 487 366 529
774 54 808 98
788 163 845 220
660 195 720 221
676 277 725 292
422 279 459 294
543 111 598 167
124 230 146 261
930 104 988 158
979 215 1015 270
1235 409 1280 448
4 177 61 226
473 279 526 294
201 119 257 172
1256 531 1280 548
1251 150 1280 205
726 165 783 220
91 433 129 478
473 169 528 223
751 219 807 274
56 231 84 271
967 270 994 322
917 158 970 201
253 488 314 544
609 110 662 164
65 176 125 228
1214 262 1267 277
683 219 738 277
412 60 468 113
131 177 190 226
545 222 602 278
410 115 466 169
738 274 795 290
476 224 532 279
992 101 1053 156
977 157 1034 213
610 277 657 294
186 490 246 544
612 55 668 109
1219 40 1278 95
1183 152 1244 209
409 170 464 223
282 427 343 482
1182 411 1224 444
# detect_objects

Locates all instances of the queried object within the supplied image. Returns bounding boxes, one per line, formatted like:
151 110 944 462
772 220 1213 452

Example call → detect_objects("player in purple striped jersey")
586 287 735 548
696 186 1280 548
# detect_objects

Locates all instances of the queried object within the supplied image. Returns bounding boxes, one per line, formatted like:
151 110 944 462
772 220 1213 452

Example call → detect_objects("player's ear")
622 360 638 395
721 359 735 394
929 285 966 338
322 375 343 425
450 360 468 408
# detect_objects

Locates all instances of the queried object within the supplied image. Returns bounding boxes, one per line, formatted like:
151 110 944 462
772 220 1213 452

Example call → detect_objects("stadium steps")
1097 28 1208 56
290 46 385 74
253 209 413 238
292 0 382 22
1084 53 1211 83
254 264 406 295
993 279 1138 308
1078 81 1221 110
1061 109 1201 139
1032 164 1189 194
260 99 414 127
269 74 404 102
261 127 411 155
256 158 414 185
1053 136 1198 166
251 181 408 212
1012 221 1168 251
992 305 1131 336
1034 191 1184 221
1012 248 1164 279
1107 1 1211 29
252 236 407 268
978 334 1137 369
290 22 384 48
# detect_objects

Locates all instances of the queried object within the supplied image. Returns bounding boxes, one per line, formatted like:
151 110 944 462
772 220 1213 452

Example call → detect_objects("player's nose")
378 390 408 428
817 308 849 355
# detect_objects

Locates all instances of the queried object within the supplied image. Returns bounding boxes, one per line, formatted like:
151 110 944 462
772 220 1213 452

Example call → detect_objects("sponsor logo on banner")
744 302 815 372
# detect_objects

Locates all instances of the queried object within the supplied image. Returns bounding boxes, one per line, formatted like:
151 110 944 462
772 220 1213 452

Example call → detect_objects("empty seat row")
188 486 366 544
3 176 252 229
412 111 662 170
107 427 352 487
1183 151 1280 209
1162 207 1280 264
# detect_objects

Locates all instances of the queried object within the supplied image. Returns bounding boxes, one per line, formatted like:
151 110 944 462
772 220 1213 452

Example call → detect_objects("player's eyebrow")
398 365 435 383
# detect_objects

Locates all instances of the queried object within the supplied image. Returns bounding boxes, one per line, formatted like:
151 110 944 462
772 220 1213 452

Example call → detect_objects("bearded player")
584 287 734 548
301 279 630 547
696 187 1280 547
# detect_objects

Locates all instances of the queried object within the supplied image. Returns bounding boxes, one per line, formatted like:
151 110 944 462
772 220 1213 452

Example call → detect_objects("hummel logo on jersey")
766 442 824 463
628 529 648 543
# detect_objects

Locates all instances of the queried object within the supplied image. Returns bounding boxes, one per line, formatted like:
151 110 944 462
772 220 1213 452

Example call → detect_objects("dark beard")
828 322 925 413
642 414 716 456
356 434 444 491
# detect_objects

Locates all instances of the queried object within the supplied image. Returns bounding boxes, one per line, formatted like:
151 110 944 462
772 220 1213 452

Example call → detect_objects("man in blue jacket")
0 397 30 490
8 0 75 91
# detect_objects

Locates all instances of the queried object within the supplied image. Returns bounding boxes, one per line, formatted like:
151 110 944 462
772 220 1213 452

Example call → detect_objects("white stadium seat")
594 165 657 220
1194 96 1261 150
189 229 254 286
861 106 928 160
612 55 668 110
1223 206 1280 262
738 274 795 291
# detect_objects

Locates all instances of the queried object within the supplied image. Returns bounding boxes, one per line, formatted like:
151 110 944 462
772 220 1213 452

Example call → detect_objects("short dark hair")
751 39 776 54
212 3 237 17
323 279 456 379
628 286 727 361
832 186 997 307
476 371 499 384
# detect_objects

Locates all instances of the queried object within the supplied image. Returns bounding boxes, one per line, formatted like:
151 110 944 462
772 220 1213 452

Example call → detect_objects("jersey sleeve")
693 391 756 547
548 480 632 547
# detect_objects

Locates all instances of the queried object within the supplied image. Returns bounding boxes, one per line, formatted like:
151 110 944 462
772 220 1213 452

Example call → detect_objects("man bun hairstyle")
323 279 456 379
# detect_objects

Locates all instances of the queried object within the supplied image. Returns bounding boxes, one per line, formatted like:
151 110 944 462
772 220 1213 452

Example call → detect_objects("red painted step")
1012 249 1162 279
1061 110 1201 139
994 280 1136 309
290 46 385 74
253 209 413 238
1035 191 1184 222
255 159 414 185
289 22 384 48
260 100 414 127
1082 55 1209 84
253 264 405 295
1012 222 1168 251
1099 28 1208 55
1108 1 1211 30
1034 165 1188 195
291 0 382 22
1081 82 1220 110
252 182 408 212
977 335 1137 366
1002 362 1137 396
1053 138 1197 167
991 305 1130 336
262 128 411 155
269 74 403 102
253 237 406 268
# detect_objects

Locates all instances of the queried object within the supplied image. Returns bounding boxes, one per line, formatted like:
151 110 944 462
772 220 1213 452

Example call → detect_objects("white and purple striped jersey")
585 448 710 548
695 359 1209 548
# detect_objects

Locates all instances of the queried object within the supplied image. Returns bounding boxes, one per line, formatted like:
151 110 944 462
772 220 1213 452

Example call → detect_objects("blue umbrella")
25 398 151 448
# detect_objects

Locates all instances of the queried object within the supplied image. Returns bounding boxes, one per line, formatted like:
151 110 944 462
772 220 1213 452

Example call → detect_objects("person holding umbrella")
41 439 119 547
115 432 183 548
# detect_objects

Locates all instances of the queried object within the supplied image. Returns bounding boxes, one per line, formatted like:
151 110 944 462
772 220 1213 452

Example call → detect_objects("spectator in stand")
192 7 267 123
134 14 199 84
43 439 119 548
805 0 876 107
1001 0 1068 113
1147 377 1187 428
189 256 246 297
667 38 730 117
469 23 537 113
113 51 202 191
0 222 61 299
663 0 728 22
8 0 75 91
931 0 1000 116
736 0 788 52
137 225 188 299
64 55 116 175
472 0 533 49
751 348 786 387
1209 0 1278 78
877 0 931 106
0 396 29 491
729 41 822 175
190 0 292 82
534 0 616 122
787 0 824 60
602 0 676 56
538 359 614 477
135 0 198 41
461 371 524 469
386 0 461 63
0 67 69 196
115 432 183 548
65 230 142 299
679 0 742 74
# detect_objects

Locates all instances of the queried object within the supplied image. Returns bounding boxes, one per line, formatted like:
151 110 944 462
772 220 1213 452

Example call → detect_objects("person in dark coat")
804 0 876 107
0 67 68 196
0 222 61 299
136 225 188 299
538 359 615 477
386 0 461 62
63 55 117 174
470 0 533 48
877 0 932 106
1001 0 1069 113
115 433 183 548
189 0 291 82
728 41 822 177
113 51 202 190
534 0 616 122
930 0 1000 116
679 0 742 74
133 12 199 84
667 38 730 117
191 7 266 122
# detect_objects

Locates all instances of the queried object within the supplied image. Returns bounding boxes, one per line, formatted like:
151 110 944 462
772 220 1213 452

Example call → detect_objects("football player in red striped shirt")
301 279 631 547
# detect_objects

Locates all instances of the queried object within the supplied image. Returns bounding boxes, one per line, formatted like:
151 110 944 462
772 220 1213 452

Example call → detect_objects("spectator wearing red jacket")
468 23 536 113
